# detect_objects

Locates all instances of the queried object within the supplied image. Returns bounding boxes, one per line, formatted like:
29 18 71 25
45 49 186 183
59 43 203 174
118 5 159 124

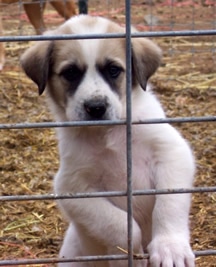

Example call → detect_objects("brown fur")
0 0 76 70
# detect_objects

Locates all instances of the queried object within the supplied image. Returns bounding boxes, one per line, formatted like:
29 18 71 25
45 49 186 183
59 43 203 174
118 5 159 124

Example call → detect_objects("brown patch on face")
95 22 126 97
47 38 87 110
95 38 126 97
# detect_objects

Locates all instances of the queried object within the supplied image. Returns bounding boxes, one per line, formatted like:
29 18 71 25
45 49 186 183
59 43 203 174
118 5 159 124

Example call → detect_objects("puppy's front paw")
147 235 195 267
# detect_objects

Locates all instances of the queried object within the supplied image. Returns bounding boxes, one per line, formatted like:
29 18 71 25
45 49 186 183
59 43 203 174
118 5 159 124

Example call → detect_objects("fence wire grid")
0 0 216 266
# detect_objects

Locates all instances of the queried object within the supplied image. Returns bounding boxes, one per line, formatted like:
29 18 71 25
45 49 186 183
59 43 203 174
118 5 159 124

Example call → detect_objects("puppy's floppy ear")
20 41 53 95
132 38 162 90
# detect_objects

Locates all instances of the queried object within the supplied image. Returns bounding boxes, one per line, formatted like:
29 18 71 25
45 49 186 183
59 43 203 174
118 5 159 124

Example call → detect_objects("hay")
0 1 215 266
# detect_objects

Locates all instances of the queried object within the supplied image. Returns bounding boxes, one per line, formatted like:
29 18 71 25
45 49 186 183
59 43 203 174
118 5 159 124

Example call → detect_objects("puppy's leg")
146 125 195 267
50 0 76 19
60 223 147 267
59 223 86 267
56 170 144 266
23 3 46 34
59 223 108 267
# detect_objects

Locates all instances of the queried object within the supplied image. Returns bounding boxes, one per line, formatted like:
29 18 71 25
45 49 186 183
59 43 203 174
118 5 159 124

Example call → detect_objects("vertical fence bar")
125 0 133 266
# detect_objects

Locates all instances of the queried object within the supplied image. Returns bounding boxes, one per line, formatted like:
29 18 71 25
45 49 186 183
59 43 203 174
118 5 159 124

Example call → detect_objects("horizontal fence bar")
0 29 216 42
0 116 215 130
0 250 216 266
0 255 128 266
1 187 216 202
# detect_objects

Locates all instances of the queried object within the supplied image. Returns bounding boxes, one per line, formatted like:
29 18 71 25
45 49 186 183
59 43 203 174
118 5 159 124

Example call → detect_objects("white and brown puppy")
21 15 195 267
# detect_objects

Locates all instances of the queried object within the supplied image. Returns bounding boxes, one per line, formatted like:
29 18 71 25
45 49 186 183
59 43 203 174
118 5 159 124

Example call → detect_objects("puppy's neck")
57 125 111 142
57 125 126 156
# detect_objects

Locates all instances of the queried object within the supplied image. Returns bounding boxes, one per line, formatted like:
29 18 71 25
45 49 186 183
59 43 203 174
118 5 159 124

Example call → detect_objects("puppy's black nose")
84 99 107 119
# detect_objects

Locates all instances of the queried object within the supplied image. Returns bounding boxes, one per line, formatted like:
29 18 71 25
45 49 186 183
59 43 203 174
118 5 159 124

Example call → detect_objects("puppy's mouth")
72 96 122 122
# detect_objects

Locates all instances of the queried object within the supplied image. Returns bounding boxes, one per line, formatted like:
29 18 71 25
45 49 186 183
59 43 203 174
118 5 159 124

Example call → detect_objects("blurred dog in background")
0 0 76 70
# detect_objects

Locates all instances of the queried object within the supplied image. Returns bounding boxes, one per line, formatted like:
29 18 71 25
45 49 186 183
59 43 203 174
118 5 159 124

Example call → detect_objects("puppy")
21 15 195 267
0 0 76 70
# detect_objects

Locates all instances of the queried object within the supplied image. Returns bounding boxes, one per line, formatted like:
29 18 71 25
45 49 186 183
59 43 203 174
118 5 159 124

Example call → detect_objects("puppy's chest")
89 147 155 222
64 127 156 191
80 142 155 193
105 151 153 189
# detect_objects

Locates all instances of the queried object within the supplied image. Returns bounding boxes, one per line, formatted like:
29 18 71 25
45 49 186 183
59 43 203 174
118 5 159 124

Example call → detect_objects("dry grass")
0 0 215 266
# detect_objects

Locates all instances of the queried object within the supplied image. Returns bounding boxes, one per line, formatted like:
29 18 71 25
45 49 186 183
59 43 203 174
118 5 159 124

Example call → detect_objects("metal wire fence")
0 0 216 266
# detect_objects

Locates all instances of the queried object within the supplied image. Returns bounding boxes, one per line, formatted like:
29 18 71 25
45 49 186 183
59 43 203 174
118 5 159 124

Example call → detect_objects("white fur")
21 15 195 267
55 87 195 267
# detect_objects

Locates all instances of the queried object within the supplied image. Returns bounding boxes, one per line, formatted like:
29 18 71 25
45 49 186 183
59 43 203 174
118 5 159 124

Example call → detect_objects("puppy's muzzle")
84 98 108 120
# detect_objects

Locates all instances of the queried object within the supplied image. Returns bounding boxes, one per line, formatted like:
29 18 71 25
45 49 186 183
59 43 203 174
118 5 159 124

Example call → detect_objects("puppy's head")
21 15 161 122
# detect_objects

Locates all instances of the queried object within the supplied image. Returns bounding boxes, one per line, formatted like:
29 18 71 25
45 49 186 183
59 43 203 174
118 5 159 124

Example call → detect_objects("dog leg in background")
23 0 76 34
23 3 46 34
50 0 76 19
0 0 76 70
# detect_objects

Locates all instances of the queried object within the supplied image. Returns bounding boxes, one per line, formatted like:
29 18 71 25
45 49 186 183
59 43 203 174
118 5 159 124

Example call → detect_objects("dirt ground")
0 0 215 266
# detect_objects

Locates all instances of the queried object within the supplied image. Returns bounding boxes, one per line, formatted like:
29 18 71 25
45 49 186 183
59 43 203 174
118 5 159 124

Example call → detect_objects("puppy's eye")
60 65 84 82
107 65 122 79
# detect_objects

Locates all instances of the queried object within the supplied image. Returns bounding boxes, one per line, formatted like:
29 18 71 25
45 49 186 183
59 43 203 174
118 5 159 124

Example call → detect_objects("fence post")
78 0 88 14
